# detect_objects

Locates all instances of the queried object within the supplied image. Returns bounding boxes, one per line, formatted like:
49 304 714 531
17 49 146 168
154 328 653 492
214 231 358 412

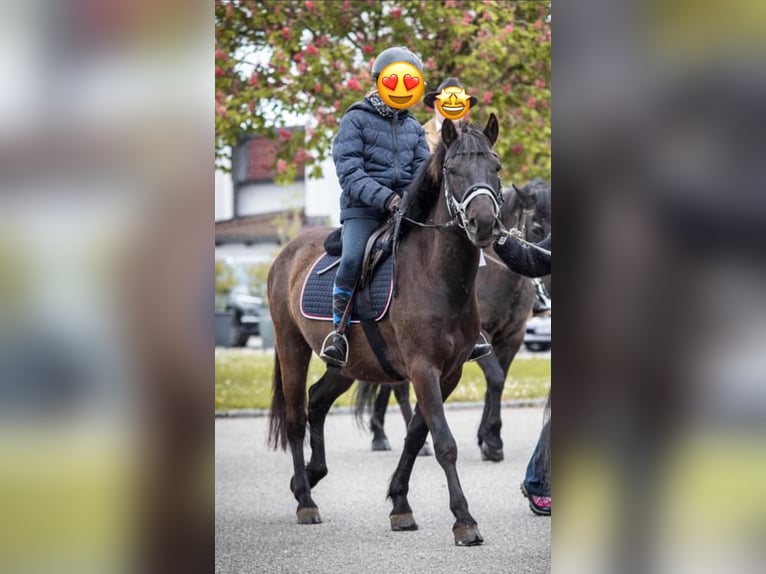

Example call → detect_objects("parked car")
524 315 551 352
226 287 267 347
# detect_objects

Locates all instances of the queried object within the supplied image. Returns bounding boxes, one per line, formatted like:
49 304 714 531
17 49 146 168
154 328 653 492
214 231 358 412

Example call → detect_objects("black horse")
267 116 503 545
358 180 551 462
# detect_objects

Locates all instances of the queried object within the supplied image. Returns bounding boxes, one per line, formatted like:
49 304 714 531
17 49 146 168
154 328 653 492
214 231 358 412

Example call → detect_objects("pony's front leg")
418 366 483 546
476 353 506 461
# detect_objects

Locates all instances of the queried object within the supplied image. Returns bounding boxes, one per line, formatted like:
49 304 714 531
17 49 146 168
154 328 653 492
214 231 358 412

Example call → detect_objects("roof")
215 211 306 245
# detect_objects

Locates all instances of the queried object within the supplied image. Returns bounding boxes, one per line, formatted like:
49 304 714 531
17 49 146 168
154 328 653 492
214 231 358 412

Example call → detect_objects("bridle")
397 150 503 242
443 167 502 238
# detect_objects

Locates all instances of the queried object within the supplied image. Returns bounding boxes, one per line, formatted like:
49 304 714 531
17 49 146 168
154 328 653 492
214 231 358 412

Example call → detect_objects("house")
215 130 341 272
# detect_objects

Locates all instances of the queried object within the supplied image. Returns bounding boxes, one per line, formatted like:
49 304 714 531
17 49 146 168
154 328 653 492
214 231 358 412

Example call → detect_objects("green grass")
215 348 550 411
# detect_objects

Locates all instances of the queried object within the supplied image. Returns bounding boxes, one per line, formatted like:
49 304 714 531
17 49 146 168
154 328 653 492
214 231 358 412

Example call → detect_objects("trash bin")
259 316 274 349
215 311 236 347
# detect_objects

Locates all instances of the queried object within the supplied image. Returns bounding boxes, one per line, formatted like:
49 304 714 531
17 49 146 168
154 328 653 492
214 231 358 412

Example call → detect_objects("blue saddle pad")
300 253 394 323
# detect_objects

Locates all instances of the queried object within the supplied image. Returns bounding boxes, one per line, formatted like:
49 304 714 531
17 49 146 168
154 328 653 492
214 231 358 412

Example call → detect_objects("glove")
386 194 402 213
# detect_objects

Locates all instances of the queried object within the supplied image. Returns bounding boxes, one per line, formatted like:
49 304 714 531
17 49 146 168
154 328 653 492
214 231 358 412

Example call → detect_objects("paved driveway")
216 405 550 573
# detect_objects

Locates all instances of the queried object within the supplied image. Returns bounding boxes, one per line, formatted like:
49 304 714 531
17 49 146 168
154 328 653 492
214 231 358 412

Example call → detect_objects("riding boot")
468 333 493 362
532 278 551 317
320 284 353 367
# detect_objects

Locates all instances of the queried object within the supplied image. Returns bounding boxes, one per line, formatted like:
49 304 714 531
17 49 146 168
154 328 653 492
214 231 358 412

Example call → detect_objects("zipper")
391 112 399 191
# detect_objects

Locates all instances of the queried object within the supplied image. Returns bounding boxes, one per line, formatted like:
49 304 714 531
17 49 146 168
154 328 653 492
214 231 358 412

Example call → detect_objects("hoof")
390 513 418 531
480 442 504 462
296 507 322 524
372 437 391 451
453 524 484 546
417 441 433 457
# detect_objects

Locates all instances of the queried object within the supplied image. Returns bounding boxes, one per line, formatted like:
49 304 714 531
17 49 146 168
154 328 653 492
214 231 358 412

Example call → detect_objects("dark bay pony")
359 180 551 461
267 115 503 546
476 179 551 461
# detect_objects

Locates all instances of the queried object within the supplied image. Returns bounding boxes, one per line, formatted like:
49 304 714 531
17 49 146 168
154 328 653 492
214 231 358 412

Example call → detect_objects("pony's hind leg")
371 385 393 451
277 330 321 524
387 405 430 531
305 370 354 488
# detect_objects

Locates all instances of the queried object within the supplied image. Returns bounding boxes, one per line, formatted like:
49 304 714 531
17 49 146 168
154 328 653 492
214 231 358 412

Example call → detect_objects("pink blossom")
293 52 304 62
482 91 493 104
462 11 473 25
534 19 543 30
445 0 457 8
363 44 374 54
279 128 292 140
276 159 288 174
511 143 523 155
216 103 226 116
452 39 462 51
390 6 402 19
313 83 322 93
281 27 291 39
305 0 316 10
307 44 319 56
249 73 259 87
502 83 511 94
215 66 224 77
504 23 514 34
535 78 545 89
526 96 537 108
346 78 362 91
342 1 351 11
483 10 492 21
540 99 549 109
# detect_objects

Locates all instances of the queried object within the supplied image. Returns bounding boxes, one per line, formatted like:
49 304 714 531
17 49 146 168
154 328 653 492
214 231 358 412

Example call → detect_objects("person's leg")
320 217 380 366
521 419 551 515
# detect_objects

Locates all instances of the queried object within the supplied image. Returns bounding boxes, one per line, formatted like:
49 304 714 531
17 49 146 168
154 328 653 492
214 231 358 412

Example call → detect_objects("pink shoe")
521 482 551 516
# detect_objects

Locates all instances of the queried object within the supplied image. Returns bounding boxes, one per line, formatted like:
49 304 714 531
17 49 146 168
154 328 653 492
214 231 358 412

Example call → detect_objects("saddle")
301 219 404 380
322 219 395 289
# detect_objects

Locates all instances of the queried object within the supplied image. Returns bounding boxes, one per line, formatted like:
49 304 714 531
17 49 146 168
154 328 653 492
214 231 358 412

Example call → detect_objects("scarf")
366 90 396 118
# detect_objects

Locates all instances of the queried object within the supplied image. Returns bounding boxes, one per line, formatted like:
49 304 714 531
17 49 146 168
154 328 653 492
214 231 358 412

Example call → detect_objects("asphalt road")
216 405 550 573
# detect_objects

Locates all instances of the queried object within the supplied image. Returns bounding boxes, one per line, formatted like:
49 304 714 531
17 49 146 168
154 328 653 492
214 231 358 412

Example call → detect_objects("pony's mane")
398 124 494 237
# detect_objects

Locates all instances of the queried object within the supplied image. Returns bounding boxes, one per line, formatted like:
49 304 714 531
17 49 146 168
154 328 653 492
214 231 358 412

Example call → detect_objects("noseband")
442 160 502 238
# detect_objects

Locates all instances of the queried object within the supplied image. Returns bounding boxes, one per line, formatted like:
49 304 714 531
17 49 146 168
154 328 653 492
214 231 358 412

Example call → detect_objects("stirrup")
319 331 349 367
468 333 493 362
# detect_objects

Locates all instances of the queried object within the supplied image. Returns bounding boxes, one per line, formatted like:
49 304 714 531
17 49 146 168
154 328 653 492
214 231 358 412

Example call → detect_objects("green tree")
215 0 550 184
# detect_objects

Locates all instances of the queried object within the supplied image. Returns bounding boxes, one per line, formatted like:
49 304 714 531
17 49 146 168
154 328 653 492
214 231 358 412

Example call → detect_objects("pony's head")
437 113 503 247
501 178 551 244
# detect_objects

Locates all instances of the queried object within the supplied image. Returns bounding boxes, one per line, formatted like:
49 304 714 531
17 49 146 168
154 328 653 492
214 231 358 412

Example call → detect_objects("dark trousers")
333 216 383 329
524 419 550 497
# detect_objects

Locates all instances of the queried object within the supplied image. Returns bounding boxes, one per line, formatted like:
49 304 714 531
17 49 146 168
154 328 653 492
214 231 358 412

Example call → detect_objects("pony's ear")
442 119 458 148
513 183 536 209
484 113 499 146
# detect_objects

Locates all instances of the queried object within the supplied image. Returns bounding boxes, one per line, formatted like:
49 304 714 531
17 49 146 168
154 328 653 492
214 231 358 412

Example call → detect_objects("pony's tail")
353 381 379 430
268 349 288 451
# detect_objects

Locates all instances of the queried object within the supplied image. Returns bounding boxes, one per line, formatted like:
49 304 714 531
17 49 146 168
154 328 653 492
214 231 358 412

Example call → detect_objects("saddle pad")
300 253 393 323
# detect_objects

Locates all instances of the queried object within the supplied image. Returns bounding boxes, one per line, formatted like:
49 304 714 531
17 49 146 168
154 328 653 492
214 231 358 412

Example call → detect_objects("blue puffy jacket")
332 98 430 222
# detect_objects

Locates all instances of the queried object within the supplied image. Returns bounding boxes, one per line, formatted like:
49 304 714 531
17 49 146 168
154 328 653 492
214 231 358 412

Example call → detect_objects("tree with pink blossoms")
215 0 550 185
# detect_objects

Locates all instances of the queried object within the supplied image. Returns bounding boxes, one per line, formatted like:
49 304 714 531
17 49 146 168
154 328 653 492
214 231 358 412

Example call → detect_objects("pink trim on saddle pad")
299 253 394 323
